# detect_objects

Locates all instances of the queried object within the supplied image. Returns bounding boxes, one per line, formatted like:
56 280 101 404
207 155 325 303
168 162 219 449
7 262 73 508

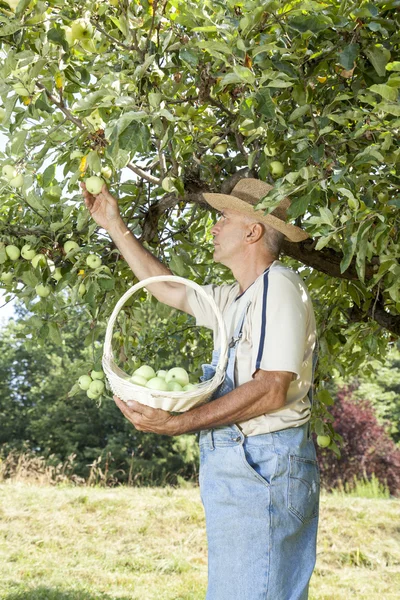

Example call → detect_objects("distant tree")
317 387 400 496
0 312 201 484
352 344 400 443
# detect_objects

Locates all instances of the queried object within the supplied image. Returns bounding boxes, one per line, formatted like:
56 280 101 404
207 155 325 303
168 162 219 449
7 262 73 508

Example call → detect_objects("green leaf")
289 104 310 122
48 322 62 345
365 46 391 77
11 130 28 157
318 389 335 407
47 27 68 51
287 194 310 219
87 151 102 175
119 122 150 153
0 20 22 37
255 88 276 119
340 234 357 274
288 15 333 34
386 61 400 72
369 84 397 101
180 48 199 66
43 164 56 188
73 90 114 112
338 44 359 70
376 102 400 116
21 270 40 288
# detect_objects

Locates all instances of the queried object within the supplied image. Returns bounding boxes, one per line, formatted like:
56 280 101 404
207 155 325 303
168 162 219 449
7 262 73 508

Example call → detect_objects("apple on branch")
85 176 105 195
2 165 16 180
35 283 51 298
5 245 20 261
21 244 36 260
86 254 102 269
78 375 92 391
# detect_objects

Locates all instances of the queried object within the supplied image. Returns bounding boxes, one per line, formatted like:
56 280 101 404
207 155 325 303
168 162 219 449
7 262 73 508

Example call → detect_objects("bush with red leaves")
316 387 400 496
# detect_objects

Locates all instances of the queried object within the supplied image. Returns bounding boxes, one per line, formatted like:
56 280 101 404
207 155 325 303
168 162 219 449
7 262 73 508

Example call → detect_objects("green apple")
21 244 36 260
64 240 79 254
133 365 156 381
165 367 189 387
89 379 105 395
87 389 100 400
2 165 16 180
101 166 112 179
316 435 331 448
70 19 93 42
270 161 284 178
130 374 148 386
31 253 47 268
85 176 105 195
0 108 5 123
156 370 168 379
35 283 51 298
146 377 168 391
78 375 92 391
78 283 86 296
5 245 20 261
9 173 24 188
1 271 14 284
91 370 104 380
52 268 63 282
86 254 102 269
167 381 183 392
99 265 111 275
182 383 197 391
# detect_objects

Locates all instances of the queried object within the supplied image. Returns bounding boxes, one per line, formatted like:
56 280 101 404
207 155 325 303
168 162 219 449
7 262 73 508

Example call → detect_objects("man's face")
210 209 249 267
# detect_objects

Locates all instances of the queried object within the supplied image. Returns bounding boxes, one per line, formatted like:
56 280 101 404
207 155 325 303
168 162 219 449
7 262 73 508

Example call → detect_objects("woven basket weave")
102 275 228 412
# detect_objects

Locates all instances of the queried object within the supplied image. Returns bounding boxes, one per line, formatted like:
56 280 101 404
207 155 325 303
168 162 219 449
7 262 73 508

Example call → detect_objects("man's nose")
210 220 221 235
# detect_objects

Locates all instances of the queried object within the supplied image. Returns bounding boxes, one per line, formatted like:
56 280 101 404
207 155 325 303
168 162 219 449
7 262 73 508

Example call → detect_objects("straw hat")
203 178 309 242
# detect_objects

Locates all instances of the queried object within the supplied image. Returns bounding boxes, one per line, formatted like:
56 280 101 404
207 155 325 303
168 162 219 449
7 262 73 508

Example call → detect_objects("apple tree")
0 0 399 448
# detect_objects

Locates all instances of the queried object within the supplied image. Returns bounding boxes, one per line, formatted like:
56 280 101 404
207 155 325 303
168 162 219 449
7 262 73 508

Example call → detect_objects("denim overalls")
198 283 320 600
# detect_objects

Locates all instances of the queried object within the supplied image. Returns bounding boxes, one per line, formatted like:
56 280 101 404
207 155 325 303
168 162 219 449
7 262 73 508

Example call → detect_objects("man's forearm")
172 378 285 435
107 219 172 282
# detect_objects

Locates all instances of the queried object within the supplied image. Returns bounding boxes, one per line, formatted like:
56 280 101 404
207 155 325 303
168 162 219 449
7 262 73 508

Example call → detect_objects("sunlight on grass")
0 483 399 599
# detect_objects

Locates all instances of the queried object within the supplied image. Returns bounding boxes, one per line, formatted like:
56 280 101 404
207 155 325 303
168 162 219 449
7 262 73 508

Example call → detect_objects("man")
81 177 319 600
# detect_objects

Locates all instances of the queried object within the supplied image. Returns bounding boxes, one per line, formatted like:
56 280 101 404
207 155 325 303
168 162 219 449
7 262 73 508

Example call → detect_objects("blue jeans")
199 423 319 599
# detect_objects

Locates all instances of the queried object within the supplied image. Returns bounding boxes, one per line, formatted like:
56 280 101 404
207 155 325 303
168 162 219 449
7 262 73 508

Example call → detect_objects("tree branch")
126 162 161 185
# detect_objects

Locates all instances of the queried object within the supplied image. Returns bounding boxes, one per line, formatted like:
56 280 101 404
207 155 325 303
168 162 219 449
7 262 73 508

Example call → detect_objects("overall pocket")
288 455 320 523
239 441 277 488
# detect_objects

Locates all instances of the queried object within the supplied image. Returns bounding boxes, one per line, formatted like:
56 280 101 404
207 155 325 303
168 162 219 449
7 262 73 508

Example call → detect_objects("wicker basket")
102 275 228 412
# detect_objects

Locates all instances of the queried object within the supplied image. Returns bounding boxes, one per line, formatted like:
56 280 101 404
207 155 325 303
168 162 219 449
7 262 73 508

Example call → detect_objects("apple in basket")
165 367 189 387
132 365 156 381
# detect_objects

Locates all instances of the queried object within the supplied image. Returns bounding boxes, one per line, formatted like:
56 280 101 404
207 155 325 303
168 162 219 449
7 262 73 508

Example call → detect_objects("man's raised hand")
80 181 122 231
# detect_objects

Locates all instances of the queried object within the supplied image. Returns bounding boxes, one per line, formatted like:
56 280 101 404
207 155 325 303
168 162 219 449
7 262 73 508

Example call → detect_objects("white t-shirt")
186 261 317 436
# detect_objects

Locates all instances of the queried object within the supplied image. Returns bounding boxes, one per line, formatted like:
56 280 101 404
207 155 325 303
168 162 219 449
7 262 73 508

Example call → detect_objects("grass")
0 483 399 600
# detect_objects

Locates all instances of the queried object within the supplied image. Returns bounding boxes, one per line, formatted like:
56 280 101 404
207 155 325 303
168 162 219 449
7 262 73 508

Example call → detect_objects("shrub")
317 387 400 496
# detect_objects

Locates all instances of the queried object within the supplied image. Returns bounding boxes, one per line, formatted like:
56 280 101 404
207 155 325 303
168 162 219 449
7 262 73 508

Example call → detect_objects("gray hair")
263 223 285 258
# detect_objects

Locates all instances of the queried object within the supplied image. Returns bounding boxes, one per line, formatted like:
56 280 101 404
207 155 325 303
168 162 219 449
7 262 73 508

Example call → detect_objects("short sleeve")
186 284 236 331
251 270 308 378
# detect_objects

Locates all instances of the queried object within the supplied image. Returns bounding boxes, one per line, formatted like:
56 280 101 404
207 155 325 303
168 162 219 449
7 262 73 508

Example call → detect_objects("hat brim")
203 193 309 243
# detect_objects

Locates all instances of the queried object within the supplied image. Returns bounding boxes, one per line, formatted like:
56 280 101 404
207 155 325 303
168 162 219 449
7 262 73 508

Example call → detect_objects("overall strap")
255 269 270 370
308 337 319 408
229 300 251 349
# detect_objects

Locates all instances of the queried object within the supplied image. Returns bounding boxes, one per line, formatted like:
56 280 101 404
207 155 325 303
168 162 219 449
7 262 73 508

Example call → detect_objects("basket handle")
103 275 228 377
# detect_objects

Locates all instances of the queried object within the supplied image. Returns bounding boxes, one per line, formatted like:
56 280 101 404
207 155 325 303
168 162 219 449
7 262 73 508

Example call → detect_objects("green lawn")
0 483 399 599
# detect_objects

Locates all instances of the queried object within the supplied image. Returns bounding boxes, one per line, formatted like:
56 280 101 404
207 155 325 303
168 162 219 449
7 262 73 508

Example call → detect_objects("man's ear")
246 222 264 244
